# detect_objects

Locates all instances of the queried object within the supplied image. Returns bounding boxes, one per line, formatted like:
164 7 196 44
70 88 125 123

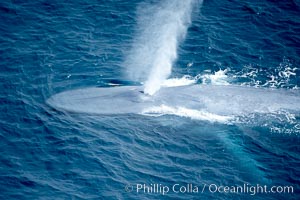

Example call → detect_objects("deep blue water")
1 0 300 199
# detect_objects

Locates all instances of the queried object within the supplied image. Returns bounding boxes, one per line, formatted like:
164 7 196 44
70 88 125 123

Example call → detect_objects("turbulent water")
1 0 300 199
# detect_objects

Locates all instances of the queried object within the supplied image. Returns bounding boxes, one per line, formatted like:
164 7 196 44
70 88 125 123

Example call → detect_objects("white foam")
162 76 196 87
200 69 230 85
142 104 233 123
233 60 299 89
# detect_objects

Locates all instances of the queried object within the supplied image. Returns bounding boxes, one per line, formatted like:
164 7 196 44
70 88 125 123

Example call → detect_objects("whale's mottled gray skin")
47 85 300 116
47 84 300 184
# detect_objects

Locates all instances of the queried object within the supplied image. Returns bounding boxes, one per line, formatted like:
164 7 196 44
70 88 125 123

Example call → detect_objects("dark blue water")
1 0 300 199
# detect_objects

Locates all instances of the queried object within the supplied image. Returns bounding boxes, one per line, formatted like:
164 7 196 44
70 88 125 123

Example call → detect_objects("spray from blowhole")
125 0 200 95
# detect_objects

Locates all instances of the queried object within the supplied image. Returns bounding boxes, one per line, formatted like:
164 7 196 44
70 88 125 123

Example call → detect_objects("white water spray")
125 0 199 95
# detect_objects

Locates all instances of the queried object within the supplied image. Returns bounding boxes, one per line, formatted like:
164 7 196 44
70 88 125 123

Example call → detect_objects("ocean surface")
1 0 300 199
